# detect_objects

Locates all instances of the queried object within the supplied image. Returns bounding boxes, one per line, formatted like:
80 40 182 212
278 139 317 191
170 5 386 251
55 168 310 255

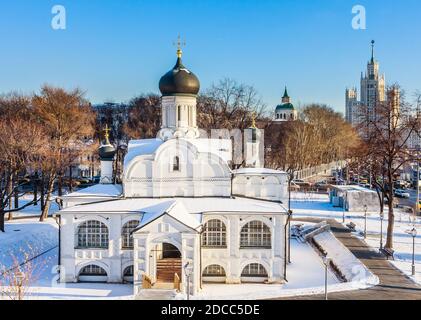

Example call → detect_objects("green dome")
275 103 294 111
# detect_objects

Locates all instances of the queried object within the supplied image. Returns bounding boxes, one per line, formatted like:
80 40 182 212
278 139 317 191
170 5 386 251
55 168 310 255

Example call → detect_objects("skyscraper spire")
371 40 375 63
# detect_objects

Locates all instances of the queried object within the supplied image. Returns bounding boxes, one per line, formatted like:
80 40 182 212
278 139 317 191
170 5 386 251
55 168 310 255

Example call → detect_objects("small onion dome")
99 143 116 161
159 55 200 96
99 125 116 160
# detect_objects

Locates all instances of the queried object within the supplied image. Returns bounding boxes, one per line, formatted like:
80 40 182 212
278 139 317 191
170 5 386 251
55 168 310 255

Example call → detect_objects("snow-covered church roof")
59 196 287 218
63 184 122 198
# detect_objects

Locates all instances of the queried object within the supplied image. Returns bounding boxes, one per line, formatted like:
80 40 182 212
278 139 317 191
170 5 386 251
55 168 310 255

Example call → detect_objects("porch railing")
142 274 153 289
174 273 181 292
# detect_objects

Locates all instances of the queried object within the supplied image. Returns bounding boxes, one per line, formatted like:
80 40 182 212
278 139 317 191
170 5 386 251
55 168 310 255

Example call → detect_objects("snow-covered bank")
292 192 421 286
312 231 379 288
0 218 58 271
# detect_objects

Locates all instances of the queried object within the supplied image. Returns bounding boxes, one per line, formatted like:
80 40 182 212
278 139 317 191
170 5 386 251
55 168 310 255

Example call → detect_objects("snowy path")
284 218 421 300
291 192 421 286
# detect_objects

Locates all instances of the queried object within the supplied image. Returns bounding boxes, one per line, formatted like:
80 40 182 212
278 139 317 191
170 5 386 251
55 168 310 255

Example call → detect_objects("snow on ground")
194 235 373 300
0 218 58 271
7 194 59 218
292 191 421 285
24 248 133 300
195 239 338 300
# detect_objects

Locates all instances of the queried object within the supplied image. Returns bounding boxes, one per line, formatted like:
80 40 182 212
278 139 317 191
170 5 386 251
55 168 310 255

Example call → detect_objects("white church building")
57 46 290 297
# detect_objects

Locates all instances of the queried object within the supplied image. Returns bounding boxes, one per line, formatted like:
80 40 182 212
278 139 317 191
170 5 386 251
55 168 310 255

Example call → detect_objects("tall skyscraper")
345 41 386 126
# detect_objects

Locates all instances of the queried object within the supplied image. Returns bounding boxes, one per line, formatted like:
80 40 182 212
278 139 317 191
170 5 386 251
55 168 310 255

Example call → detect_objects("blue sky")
0 0 420 114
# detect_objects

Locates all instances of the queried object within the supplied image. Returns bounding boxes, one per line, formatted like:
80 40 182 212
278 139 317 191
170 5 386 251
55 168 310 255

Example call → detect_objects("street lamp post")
416 155 420 216
342 192 347 224
323 255 331 301
183 262 191 300
364 205 368 239
406 227 417 276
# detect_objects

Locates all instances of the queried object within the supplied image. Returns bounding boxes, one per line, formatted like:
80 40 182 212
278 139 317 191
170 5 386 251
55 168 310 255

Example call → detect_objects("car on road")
289 181 300 191
394 189 410 198
292 179 312 189
314 181 330 191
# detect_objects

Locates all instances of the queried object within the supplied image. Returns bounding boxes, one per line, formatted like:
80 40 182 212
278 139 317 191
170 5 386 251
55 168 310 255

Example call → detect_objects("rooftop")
59 196 287 215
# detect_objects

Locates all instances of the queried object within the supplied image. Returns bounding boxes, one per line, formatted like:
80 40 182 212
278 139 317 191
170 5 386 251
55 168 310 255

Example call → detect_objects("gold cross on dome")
173 34 186 58
103 124 111 140
251 112 257 128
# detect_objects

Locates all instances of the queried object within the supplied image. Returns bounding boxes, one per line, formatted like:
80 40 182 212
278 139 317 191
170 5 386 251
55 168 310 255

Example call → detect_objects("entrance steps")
135 289 179 300
156 258 182 283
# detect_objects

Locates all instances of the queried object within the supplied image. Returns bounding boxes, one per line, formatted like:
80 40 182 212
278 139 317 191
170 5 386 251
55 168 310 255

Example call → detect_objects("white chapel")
57 45 289 297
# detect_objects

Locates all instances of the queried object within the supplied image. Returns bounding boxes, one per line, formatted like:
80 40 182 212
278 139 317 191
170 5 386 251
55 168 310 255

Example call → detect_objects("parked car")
292 179 312 189
358 183 371 189
314 181 330 191
394 189 410 198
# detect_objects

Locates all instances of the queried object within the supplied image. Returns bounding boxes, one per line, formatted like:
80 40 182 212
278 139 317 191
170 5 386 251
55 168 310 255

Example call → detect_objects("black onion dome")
99 143 116 161
159 57 200 96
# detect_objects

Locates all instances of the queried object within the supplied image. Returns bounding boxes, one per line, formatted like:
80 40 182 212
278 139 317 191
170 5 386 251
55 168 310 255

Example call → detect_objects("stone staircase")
135 289 179 300
156 258 182 283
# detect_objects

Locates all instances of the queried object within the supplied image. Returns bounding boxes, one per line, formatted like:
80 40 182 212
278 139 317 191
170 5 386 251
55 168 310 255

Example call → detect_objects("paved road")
277 218 421 300
396 188 417 209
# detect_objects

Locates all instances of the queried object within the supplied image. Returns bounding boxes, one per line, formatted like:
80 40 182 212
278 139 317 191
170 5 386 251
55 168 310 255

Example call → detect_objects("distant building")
274 87 298 122
345 41 386 126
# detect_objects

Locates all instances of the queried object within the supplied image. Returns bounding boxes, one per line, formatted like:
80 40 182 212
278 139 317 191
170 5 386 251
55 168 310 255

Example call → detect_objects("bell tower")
157 36 201 141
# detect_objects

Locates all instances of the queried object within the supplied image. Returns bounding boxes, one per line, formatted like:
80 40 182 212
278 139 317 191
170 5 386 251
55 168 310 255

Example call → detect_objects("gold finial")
173 34 186 58
103 124 111 144
251 112 257 129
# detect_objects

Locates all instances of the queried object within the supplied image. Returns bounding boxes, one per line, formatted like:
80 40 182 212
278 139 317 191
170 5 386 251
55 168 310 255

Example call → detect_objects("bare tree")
197 78 266 132
0 94 47 232
123 94 161 140
32 86 96 221
0 247 50 300
356 85 420 249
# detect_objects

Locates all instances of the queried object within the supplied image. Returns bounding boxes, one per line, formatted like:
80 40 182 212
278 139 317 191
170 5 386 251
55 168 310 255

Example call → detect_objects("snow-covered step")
135 289 178 300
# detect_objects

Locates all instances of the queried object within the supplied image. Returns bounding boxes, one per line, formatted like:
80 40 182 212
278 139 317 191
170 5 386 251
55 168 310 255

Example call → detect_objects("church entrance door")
153 243 182 283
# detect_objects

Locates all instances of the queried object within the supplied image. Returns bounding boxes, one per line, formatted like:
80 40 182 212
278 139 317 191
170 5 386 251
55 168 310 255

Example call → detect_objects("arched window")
173 156 180 171
80 264 107 276
122 220 139 249
202 219 226 247
123 265 134 283
78 264 108 283
241 263 268 277
77 220 109 249
240 221 271 248
203 265 226 277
